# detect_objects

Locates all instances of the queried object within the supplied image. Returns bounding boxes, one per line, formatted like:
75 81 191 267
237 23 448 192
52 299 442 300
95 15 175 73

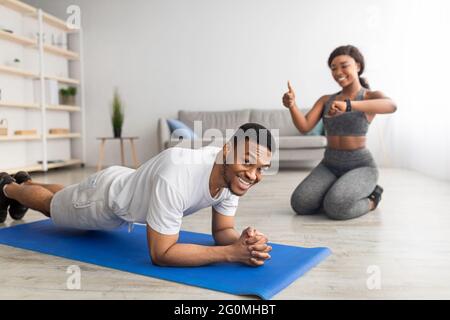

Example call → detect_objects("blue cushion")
306 119 324 136
167 119 198 139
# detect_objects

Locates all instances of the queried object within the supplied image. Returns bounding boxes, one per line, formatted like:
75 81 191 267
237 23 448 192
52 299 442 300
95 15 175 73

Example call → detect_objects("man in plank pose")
0 123 275 267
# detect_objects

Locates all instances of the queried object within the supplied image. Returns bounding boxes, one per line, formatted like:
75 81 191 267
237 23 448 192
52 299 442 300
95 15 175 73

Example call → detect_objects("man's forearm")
213 228 240 246
154 243 234 267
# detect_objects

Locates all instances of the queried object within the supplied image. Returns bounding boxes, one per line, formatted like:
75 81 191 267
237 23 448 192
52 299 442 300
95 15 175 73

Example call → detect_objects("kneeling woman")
283 45 397 220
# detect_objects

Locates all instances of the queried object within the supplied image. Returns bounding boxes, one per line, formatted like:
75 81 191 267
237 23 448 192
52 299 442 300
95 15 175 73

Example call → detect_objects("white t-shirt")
105 147 239 235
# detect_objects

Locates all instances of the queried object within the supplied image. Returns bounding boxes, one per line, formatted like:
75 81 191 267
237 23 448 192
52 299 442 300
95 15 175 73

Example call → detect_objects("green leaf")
111 88 124 130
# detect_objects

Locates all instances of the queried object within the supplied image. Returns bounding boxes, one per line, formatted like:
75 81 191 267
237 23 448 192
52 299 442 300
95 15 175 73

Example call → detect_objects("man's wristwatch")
345 98 352 112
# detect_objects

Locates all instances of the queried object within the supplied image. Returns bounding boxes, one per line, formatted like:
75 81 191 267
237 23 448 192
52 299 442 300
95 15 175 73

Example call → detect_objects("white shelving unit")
0 0 85 174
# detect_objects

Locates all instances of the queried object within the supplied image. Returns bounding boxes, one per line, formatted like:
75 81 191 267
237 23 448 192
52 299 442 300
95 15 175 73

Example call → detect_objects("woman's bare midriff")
327 136 366 150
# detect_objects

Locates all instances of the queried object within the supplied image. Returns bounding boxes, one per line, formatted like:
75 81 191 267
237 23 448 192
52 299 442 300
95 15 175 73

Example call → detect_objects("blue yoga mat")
0 219 330 299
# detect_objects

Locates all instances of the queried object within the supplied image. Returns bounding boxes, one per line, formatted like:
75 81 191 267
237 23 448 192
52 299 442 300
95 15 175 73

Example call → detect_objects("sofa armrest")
158 118 171 152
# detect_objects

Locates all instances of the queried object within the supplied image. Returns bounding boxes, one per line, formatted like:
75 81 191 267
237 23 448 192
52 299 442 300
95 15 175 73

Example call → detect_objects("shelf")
43 44 79 60
0 1 75 32
0 133 82 141
0 101 40 109
0 64 38 78
0 31 79 60
0 67 80 84
42 12 75 32
4 164 42 175
46 105 81 112
0 0 37 15
47 158 82 169
0 103 81 112
0 134 40 141
3 159 82 174
0 29 36 46
48 133 81 139
45 75 80 85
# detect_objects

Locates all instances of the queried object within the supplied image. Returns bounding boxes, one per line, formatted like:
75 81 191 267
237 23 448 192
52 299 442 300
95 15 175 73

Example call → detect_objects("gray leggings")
291 148 379 220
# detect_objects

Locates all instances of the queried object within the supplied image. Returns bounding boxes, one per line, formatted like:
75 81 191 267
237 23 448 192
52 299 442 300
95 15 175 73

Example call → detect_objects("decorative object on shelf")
38 160 64 164
5 58 22 68
34 32 47 44
0 119 8 136
49 128 69 134
13 58 21 68
56 33 67 49
50 33 66 48
14 129 37 136
111 88 124 138
1 28 13 34
59 86 77 105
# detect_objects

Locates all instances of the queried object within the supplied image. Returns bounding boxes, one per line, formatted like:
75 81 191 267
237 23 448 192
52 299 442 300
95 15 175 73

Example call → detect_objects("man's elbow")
212 232 222 246
150 251 169 267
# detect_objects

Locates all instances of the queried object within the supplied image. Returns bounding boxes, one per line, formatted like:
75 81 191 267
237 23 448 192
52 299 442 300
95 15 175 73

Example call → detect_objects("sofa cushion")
166 136 326 150
166 138 225 149
276 136 327 149
179 110 250 136
249 109 305 136
306 119 325 136
166 119 198 139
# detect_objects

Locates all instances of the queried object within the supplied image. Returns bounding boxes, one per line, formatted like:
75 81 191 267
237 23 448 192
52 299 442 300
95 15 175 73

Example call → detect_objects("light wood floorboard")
1 167 449 299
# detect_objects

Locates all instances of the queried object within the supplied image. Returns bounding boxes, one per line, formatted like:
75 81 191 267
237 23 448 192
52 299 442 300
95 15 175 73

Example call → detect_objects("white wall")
24 0 450 180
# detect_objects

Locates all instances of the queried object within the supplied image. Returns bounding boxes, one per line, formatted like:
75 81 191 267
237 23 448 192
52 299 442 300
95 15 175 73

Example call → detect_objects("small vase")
60 95 76 106
113 127 122 138
66 95 76 106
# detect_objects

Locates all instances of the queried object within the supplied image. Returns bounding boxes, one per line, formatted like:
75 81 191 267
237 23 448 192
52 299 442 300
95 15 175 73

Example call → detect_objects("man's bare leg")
4 183 56 217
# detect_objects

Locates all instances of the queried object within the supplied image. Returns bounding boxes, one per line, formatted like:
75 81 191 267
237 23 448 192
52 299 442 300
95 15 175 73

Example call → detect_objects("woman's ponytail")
359 76 370 89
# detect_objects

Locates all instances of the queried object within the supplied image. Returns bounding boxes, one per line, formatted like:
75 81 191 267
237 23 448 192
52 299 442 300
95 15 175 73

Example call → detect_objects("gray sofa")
158 109 327 168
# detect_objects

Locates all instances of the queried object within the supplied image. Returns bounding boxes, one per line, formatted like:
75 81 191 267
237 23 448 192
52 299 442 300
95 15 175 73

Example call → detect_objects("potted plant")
111 89 124 138
59 87 77 105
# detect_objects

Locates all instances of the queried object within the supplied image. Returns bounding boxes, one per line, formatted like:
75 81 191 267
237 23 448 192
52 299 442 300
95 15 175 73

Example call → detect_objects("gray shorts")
50 167 128 230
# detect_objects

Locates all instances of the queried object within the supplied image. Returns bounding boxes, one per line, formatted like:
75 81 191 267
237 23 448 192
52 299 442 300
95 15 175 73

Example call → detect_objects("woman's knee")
324 194 372 220
290 186 320 215
323 192 355 220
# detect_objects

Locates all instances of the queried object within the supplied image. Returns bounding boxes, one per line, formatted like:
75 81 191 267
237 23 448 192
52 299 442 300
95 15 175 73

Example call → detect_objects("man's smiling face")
222 139 272 196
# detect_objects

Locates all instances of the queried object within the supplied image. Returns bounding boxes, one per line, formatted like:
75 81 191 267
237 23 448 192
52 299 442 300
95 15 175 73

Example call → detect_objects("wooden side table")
97 137 140 171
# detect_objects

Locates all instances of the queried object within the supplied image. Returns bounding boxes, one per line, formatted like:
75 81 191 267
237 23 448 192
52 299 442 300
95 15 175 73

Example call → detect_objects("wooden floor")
1 166 450 299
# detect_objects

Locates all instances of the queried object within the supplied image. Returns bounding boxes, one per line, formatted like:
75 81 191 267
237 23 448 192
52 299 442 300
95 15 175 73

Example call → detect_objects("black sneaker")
8 171 31 220
0 172 16 223
369 185 384 210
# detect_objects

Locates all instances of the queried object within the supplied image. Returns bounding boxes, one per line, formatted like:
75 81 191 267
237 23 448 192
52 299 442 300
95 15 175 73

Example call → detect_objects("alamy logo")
169 121 279 174
66 5 81 30
366 265 381 290
366 5 381 30
66 265 81 290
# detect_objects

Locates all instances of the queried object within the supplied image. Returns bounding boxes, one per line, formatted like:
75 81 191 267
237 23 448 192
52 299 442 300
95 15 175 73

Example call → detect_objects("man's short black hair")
230 123 275 152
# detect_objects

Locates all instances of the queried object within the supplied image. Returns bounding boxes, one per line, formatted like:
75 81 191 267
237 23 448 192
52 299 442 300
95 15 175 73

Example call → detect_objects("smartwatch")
345 98 352 112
